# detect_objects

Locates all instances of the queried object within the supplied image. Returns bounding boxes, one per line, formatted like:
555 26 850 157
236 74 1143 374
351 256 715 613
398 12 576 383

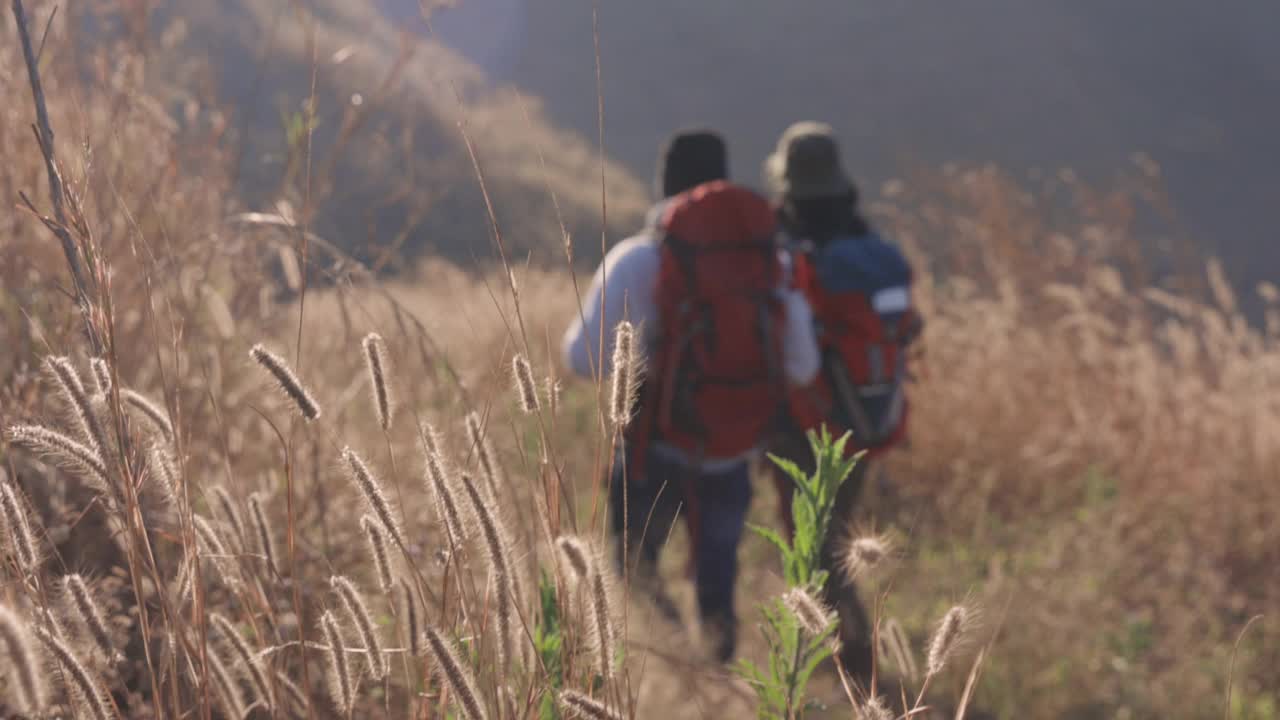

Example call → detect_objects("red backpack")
789 235 921 454
632 181 786 460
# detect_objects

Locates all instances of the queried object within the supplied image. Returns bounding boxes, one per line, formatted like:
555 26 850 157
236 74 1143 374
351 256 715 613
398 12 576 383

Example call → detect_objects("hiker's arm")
561 238 658 379
779 289 821 386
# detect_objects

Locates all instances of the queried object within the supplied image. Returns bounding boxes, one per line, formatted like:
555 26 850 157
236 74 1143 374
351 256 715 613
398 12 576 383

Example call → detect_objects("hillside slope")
152 0 649 268
411 0 1280 307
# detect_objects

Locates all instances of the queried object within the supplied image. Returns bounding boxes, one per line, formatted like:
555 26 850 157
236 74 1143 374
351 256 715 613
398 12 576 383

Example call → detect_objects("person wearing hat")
764 121 923 682
562 128 821 662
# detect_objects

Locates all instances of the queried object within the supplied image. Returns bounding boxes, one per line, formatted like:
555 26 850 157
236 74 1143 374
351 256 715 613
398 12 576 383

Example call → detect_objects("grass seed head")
210 613 274 710
249 344 321 421
6 424 110 490
423 626 488 720
361 515 395 592
510 353 539 413
855 695 893 720
89 358 111 395
320 610 353 716
1 481 39 575
841 534 892 580
121 389 174 442
0 605 47 714
248 493 278 576
457 472 518 671
46 356 111 460
64 574 114 659
35 625 115 720
331 574 387 680
927 604 971 676
342 447 405 550
559 689 622 720
362 332 394 430
609 321 639 430
783 587 835 638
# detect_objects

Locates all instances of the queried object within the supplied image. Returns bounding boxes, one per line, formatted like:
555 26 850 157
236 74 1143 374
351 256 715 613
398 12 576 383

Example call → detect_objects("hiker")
763 121 923 682
561 129 821 662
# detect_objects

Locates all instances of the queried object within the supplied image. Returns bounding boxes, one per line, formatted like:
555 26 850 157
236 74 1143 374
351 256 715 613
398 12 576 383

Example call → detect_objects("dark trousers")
770 430 875 683
608 446 752 623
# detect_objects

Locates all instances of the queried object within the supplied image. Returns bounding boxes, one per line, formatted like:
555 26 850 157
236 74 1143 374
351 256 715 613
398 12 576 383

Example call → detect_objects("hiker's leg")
609 446 683 619
769 427 815 539
692 460 753 661
820 458 874 682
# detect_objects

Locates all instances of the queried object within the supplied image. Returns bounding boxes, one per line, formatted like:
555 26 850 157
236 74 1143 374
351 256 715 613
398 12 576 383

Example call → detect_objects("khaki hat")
763 121 854 199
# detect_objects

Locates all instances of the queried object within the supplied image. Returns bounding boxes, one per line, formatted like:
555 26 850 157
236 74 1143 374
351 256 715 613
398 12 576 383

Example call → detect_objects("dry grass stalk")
331 575 388 681
1 481 38 574
927 605 970 676
342 447 406 550
457 471 519 671
362 332 394 431
423 626 488 720
35 625 116 720
46 356 111 459
249 344 322 422
0 605 47 714
559 689 621 720
609 321 638 430
210 614 274 711
248 493 279 576
511 353 539 413
63 574 114 659
320 610 354 715
360 515 395 592
6 424 109 487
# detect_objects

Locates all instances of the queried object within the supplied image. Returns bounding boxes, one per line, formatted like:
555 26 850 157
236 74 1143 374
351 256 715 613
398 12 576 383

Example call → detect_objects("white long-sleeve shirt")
561 226 820 466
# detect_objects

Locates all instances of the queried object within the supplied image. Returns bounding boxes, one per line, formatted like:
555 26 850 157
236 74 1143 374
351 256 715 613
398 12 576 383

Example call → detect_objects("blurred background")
2 1 1277 718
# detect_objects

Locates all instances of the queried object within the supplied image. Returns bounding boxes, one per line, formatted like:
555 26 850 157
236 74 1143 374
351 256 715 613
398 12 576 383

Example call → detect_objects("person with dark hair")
562 129 820 662
764 121 923 682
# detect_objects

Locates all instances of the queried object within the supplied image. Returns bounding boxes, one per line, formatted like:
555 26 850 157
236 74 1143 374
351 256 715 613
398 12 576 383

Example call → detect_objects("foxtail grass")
423 626 487 720
609 321 638 430
36 625 115 720
320 610 354 715
559 689 622 720
0 605 47 714
248 493 278 576
249 344 321 422
361 515 395 592
331 575 387 681
0 481 38 575
362 332 394 430
342 447 406 550
210 613 274 710
6 424 110 489
511 353 539 413
63 574 114 659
